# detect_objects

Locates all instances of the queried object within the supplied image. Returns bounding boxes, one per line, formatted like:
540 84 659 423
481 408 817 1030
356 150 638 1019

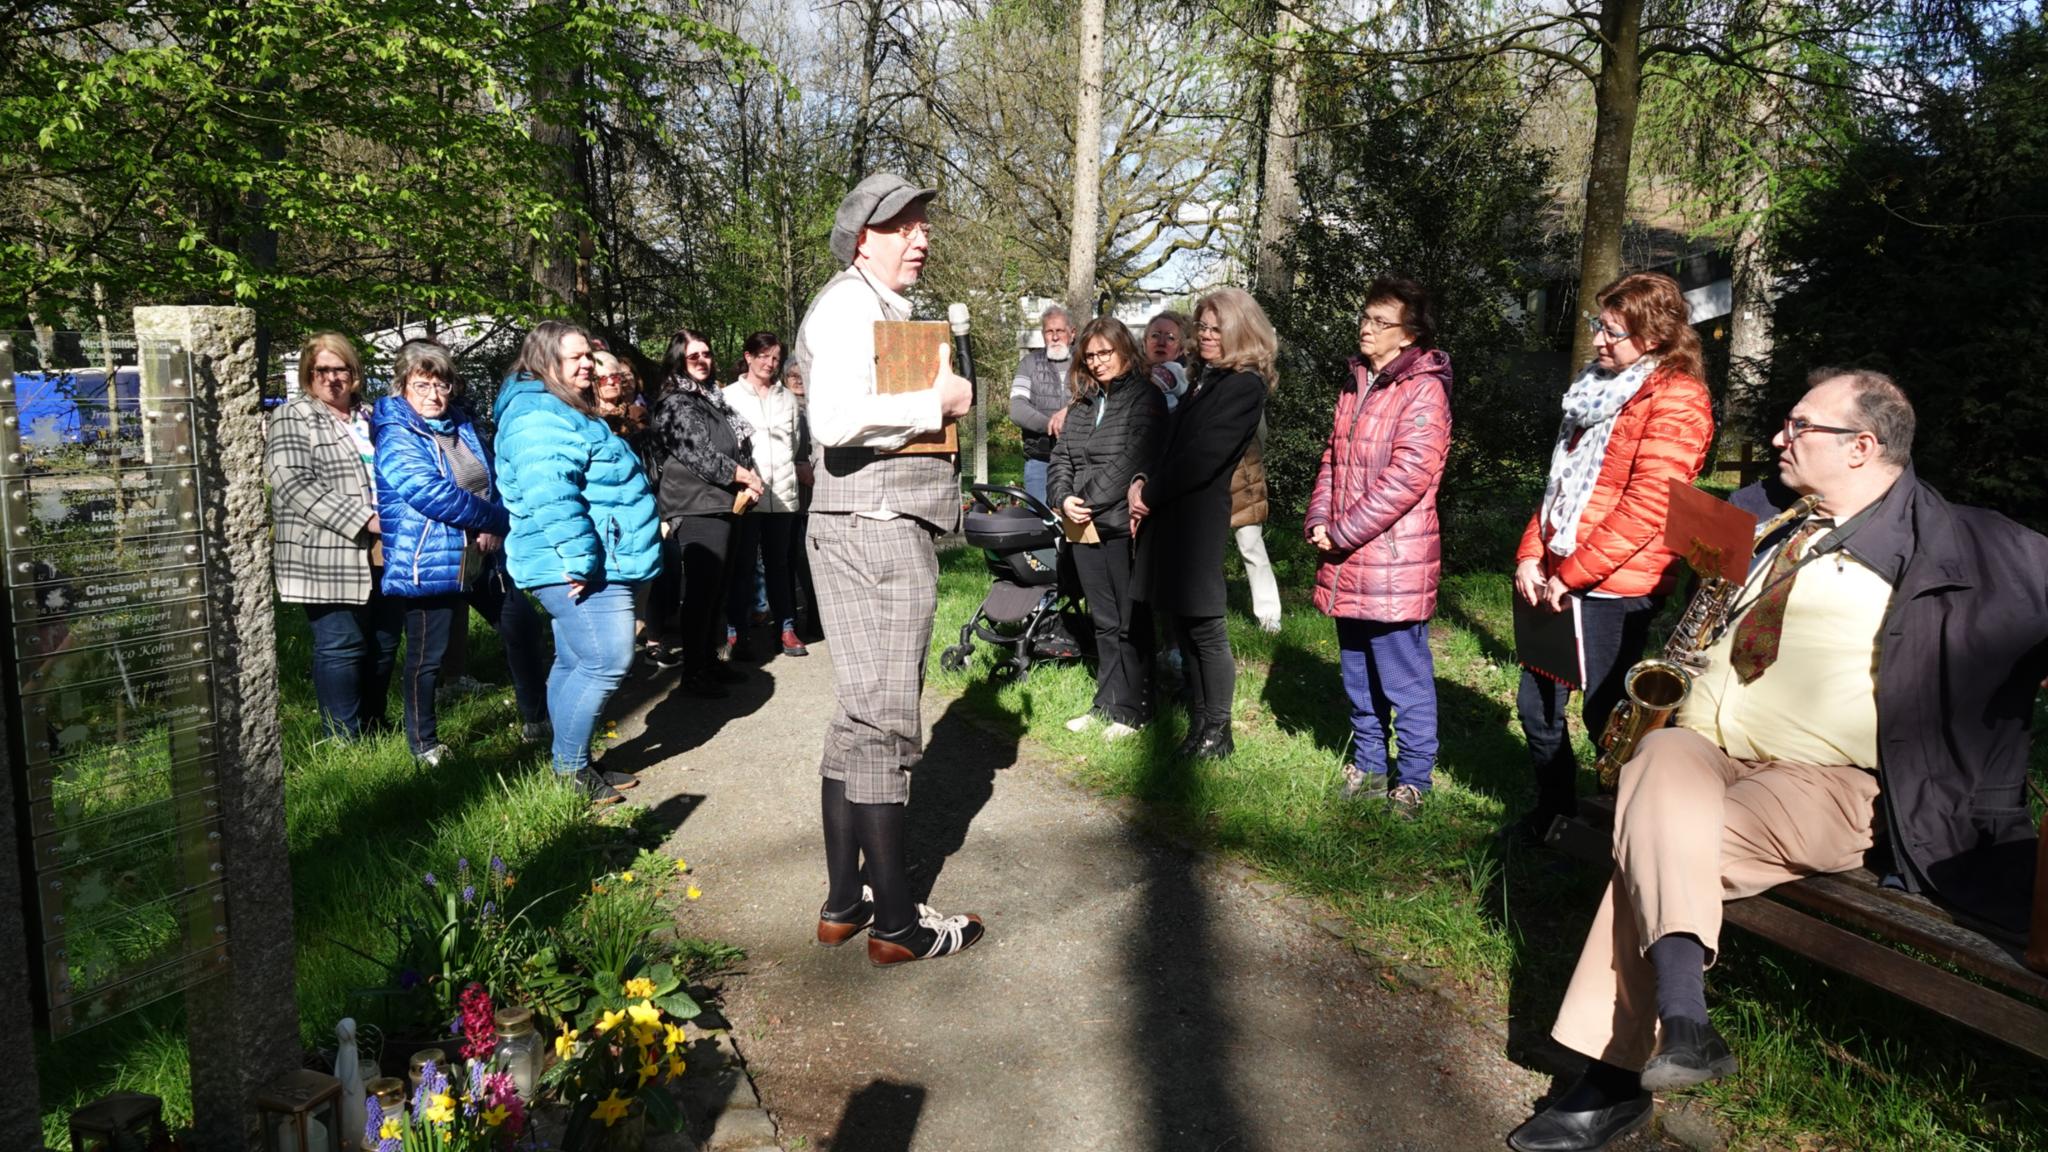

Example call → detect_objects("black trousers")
726 512 799 632
1070 535 1153 726
1516 592 1661 822
1169 613 1233 729
666 514 733 675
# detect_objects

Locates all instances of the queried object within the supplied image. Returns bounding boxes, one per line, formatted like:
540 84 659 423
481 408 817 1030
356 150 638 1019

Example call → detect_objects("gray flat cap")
830 173 938 265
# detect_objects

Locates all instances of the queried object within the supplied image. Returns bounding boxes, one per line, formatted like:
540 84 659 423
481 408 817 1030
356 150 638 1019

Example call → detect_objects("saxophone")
1593 494 1822 788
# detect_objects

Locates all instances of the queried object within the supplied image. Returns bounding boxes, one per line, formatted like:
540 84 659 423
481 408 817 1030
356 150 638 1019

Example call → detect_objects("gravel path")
601 632 1687 1152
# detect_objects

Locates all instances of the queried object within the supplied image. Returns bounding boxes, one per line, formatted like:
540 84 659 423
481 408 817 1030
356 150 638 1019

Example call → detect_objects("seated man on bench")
1507 368 2048 1152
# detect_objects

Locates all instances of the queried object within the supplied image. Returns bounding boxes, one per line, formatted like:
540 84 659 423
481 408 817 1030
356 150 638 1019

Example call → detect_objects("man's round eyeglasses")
1784 415 1882 444
1360 316 1405 335
406 379 453 396
1584 316 1630 342
875 219 934 239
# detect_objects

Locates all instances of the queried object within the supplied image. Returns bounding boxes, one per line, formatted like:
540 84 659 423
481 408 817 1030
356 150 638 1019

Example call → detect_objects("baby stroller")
939 484 1086 680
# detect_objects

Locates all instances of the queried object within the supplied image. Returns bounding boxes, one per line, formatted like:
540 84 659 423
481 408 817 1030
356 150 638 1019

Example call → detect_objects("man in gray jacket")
1011 305 1074 505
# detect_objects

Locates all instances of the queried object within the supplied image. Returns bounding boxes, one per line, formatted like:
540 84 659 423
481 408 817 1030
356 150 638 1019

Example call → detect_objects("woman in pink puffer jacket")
1303 277 1453 817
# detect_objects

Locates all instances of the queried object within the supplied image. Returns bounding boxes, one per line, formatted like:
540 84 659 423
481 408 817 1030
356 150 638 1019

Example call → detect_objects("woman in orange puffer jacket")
1305 277 1452 818
1512 272 1715 840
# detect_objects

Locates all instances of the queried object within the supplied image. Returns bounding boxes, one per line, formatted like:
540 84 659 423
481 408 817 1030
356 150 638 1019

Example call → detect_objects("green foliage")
1765 18 2048 532
1266 58 1563 518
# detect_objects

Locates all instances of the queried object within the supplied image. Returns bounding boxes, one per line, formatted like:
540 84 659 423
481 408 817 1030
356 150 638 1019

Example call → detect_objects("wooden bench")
1545 796 2048 1061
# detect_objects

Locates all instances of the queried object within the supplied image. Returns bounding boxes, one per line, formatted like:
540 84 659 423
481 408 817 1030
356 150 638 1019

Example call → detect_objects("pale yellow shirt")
1675 523 1891 768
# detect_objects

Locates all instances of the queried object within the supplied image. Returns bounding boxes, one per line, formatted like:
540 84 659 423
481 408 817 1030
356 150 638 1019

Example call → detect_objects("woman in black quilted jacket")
1048 317 1167 739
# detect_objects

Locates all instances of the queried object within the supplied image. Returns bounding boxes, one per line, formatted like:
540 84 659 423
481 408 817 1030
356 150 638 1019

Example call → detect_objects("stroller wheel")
1010 653 1033 681
939 645 969 673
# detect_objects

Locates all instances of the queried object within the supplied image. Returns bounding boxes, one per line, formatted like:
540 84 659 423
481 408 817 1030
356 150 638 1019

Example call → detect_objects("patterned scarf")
670 372 754 448
1538 355 1661 558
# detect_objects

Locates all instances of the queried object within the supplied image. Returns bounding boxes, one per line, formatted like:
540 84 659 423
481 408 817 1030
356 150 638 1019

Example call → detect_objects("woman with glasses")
721 331 810 658
1305 278 1453 820
1050 317 1167 740
266 332 399 739
371 339 548 766
1511 272 1715 841
653 329 764 697
1128 287 1277 760
495 321 661 805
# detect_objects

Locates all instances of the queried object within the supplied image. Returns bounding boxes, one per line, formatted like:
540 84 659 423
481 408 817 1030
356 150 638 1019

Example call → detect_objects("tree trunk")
530 28 585 313
1254 7 1305 304
849 0 885 183
1570 0 1645 370
1065 0 1106 319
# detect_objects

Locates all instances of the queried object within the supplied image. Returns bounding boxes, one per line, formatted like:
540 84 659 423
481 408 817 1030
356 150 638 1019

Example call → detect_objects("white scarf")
1539 355 1661 558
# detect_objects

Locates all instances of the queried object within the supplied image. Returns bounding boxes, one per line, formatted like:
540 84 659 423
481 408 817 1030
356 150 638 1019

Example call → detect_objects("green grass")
932 473 2048 1150
34 608 716 1146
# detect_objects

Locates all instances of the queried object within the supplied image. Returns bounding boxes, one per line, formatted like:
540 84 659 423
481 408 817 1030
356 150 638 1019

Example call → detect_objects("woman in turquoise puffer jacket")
493 321 660 804
372 339 549 768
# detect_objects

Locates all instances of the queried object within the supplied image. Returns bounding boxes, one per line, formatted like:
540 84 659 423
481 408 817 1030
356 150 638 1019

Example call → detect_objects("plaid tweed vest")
793 267 960 532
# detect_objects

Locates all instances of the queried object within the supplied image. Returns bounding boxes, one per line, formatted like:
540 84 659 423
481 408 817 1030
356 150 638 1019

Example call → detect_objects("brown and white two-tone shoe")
816 886 875 947
867 903 986 967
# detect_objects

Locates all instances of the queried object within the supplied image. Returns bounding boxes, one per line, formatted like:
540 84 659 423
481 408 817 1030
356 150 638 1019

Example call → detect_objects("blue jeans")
532 581 639 774
305 596 401 739
1023 457 1049 508
1336 618 1439 789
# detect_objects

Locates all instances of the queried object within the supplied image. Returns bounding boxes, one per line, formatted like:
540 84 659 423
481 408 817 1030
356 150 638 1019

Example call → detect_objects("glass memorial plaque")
1 332 228 1035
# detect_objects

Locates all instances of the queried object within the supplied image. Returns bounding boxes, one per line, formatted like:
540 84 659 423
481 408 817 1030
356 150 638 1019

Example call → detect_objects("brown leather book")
872 320 959 455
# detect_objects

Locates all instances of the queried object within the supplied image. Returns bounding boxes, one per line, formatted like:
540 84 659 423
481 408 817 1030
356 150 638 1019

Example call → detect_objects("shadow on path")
827 1080 927 1152
905 678 1023 904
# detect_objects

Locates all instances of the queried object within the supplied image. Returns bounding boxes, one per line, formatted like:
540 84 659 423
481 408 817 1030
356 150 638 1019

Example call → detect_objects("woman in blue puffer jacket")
493 321 661 805
373 339 549 767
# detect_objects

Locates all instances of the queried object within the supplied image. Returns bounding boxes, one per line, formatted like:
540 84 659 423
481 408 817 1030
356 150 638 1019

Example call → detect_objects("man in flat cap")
790 173 985 965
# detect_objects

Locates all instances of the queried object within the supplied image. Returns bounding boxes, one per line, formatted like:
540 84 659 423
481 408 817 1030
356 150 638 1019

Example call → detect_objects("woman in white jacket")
721 330 811 657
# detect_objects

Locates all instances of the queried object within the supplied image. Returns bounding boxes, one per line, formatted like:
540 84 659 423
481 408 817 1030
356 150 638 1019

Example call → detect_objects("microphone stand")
947 303 986 485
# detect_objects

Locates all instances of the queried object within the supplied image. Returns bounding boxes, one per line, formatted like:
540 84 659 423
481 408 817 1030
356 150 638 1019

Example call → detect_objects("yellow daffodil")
632 1024 659 1049
686 885 702 901
622 976 656 999
596 1008 628 1034
663 1022 687 1053
620 870 636 885
667 1053 687 1080
482 1105 509 1127
627 999 662 1028
639 1055 661 1085
425 1093 456 1125
554 1028 579 1059
592 1091 631 1127
379 1116 404 1140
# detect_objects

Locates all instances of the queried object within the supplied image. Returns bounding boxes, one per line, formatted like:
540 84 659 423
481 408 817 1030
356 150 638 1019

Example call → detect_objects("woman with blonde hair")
267 331 398 739
1049 316 1167 739
1128 286 1276 759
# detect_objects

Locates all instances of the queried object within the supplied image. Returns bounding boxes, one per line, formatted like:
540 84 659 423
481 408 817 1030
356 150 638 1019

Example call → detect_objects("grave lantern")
67 1090 171 1152
256 1069 341 1152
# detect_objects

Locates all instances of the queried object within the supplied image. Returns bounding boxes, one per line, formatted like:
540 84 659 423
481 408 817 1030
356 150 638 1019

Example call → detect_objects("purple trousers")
1336 618 1439 789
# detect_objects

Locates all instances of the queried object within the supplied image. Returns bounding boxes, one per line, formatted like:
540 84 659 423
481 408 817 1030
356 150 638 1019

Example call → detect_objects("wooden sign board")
873 321 958 455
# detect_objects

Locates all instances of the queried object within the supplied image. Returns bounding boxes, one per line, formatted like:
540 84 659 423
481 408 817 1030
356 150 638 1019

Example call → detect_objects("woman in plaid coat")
266 331 399 739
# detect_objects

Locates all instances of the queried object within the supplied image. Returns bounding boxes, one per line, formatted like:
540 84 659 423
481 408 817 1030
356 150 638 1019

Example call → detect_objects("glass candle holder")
491 1006 545 1099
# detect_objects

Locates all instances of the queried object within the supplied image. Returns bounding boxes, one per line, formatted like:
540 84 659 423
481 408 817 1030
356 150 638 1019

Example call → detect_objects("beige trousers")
1550 727 1881 1069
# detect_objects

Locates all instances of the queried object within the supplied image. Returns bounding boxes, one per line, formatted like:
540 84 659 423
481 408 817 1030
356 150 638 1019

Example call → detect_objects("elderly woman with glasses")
266 331 399 739
371 339 549 766
1510 272 1715 841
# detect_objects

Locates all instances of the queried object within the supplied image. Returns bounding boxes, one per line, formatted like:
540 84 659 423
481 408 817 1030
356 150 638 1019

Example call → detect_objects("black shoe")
647 643 684 670
573 768 624 806
816 885 874 947
729 637 759 663
867 903 986 966
1506 1092 1652 1152
1640 1017 1738 1092
601 768 639 791
1188 722 1234 761
708 661 747 683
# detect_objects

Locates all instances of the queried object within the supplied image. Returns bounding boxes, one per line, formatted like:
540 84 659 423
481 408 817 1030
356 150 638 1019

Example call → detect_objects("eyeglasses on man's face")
874 218 933 240
1585 316 1630 343
1783 414 1881 444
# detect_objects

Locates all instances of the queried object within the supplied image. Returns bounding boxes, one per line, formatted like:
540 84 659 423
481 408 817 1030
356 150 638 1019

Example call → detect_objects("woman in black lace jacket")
653 329 763 697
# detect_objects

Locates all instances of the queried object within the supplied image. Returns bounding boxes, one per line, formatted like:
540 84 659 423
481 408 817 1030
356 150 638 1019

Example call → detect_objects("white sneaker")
1257 616 1283 635
1064 713 1098 733
1102 722 1140 742
417 744 450 767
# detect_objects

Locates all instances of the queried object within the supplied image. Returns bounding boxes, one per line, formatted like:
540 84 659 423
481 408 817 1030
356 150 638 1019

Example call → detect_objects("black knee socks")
820 778 866 913
1648 932 1710 1026
850 797 917 935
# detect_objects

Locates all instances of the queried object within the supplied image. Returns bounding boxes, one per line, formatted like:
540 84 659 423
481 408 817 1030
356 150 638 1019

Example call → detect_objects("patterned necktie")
1729 520 1825 683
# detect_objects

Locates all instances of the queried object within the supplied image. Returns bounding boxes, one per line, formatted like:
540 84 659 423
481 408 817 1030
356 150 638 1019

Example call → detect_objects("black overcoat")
1134 366 1267 617
1046 370 1168 539
1737 471 2048 933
